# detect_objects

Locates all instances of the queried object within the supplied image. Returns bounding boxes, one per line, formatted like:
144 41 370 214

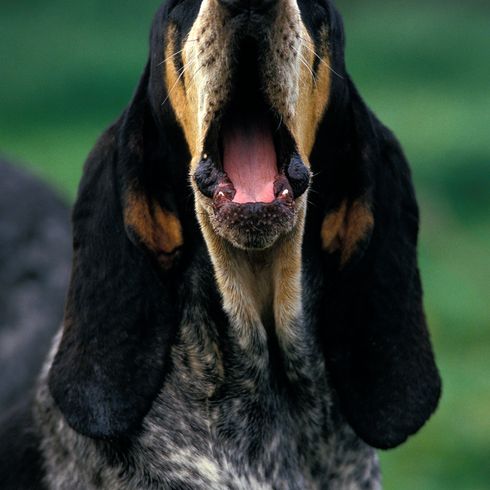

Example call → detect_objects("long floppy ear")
312 78 441 449
48 63 184 439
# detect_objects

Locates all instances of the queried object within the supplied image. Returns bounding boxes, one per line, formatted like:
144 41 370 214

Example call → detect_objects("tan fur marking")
321 200 374 265
125 190 183 268
165 2 232 168
296 28 331 157
164 27 199 157
154 206 184 253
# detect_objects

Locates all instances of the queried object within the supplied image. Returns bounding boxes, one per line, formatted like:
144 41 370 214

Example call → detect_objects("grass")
1 1 489 488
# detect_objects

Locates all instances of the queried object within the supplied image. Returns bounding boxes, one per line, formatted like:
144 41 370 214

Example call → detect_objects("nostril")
218 0 277 16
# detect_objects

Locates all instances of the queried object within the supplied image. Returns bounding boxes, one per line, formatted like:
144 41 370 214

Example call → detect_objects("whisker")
157 48 186 67
289 47 307 92
161 58 197 107
291 45 317 88
157 39 200 67
298 37 344 80
187 59 205 85
306 187 321 196
275 113 283 132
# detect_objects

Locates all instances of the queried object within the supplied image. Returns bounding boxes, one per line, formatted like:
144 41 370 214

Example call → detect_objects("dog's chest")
37 316 380 489
127 320 380 490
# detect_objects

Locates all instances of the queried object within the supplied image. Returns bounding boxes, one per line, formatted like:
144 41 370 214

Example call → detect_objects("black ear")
48 63 184 439
313 79 441 449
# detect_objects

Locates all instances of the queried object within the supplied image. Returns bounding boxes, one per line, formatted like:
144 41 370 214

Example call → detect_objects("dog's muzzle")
193 87 310 249
192 0 310 249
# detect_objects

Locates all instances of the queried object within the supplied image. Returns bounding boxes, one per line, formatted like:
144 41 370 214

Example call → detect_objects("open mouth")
193 38 310 248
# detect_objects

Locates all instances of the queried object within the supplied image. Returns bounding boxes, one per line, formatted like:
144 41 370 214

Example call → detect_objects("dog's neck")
198 199 307 353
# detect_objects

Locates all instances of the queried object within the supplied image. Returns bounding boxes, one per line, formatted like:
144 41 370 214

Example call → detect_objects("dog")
0 0 441 488
0 158 70 412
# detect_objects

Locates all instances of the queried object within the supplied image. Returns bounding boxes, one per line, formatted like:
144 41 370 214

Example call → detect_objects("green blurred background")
1 0 489 488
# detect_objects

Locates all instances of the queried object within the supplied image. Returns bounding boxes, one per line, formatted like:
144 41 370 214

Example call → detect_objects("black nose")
218 0 278 15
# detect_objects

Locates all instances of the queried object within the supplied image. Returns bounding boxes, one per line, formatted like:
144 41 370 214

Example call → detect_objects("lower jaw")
209 199 296 250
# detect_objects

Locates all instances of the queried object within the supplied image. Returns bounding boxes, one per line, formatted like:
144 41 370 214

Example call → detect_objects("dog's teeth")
217 191 225 198
281 189 289 197
203 153 208 160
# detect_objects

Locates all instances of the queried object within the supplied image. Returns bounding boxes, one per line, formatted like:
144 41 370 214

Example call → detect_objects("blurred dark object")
0 158 71 412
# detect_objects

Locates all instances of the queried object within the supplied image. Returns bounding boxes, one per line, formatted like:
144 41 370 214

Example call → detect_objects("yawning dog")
0 0 441 488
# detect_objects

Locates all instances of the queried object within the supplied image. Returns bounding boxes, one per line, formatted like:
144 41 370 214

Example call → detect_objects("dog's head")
48 0 440 451
160 0 337 250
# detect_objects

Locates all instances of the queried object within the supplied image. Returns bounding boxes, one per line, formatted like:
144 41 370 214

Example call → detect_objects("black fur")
48 68 184 439
307 79 441 448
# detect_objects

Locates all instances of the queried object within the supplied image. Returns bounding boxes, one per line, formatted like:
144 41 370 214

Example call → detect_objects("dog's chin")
209 196 296 251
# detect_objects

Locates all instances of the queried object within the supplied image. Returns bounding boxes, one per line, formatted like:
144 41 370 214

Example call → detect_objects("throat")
207 230 304 336
195 203 312 383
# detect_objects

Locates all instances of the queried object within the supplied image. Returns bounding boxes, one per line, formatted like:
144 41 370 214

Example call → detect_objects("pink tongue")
223 121 277 204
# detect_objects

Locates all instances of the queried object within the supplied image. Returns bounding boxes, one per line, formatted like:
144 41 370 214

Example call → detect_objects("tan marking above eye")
321 199 374 266
124 189 183 269
153 207 184 254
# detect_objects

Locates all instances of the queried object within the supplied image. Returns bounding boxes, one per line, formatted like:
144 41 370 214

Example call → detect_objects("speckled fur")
36 258 380 489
